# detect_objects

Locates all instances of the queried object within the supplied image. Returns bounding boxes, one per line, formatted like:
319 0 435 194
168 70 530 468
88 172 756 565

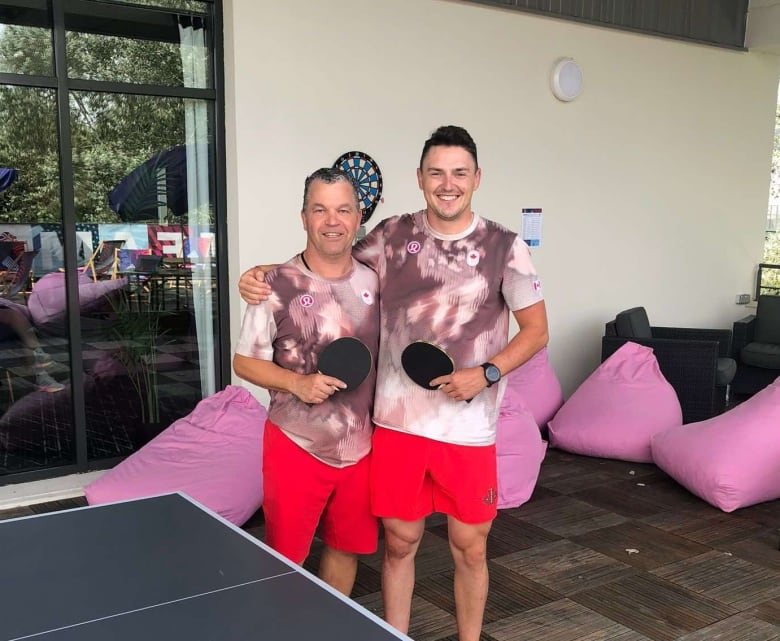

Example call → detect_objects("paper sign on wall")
522 208 542 247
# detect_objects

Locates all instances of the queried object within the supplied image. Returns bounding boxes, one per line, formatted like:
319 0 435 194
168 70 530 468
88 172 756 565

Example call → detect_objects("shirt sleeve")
235 301 276 361
502 237 544 311
352 222 385 271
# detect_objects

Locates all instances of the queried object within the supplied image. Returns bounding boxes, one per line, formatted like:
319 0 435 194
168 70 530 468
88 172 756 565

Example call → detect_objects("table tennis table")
0 493 410 640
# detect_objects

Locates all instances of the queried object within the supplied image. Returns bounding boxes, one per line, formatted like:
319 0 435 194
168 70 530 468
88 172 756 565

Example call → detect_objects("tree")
0 24 189 224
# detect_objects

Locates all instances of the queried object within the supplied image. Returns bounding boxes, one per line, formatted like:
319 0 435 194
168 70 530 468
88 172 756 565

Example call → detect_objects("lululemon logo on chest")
407 240 421 254
466 249 480 267
361 290 374 305
299 294 314 308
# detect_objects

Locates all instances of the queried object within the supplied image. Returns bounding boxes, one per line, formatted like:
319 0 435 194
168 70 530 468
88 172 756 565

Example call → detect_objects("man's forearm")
233 353 301 393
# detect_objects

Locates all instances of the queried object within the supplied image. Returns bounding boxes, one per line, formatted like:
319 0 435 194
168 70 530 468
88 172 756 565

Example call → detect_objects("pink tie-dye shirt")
354 210 543 446
235 255 379 467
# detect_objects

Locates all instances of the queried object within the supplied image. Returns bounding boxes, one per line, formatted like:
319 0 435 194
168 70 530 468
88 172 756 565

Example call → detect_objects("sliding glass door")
0 0 226 480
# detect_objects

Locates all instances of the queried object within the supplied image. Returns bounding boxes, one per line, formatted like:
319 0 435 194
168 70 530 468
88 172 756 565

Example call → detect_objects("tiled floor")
2 449 778 641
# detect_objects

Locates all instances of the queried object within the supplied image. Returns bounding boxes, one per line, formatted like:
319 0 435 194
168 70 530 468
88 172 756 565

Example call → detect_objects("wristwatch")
481 362 501 387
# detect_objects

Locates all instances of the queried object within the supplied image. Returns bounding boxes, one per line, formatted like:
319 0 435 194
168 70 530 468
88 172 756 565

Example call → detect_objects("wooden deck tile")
723 528 780 572
416 562 560 625
571 520 712 570
652 550 780 610
484 598 654 641
749 596 780 626
570 482 671 519
487 511 562 557
493 539 635 595
511 494 628 537
674 613 780 641
664 513 768 546
572 573 738 641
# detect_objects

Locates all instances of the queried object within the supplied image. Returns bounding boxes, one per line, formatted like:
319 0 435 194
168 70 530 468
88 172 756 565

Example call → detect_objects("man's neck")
424 209 475 235
300 250 352 279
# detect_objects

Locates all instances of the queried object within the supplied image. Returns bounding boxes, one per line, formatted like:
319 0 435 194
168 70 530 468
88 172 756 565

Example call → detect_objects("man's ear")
300 210 307 231
416 167 423 189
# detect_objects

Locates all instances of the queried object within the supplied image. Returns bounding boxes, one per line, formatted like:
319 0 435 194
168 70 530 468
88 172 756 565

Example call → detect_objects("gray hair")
302 167 361 211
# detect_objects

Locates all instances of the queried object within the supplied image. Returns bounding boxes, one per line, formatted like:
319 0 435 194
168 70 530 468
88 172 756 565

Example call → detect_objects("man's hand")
430 366 487 402
239 265 275 304
291 373 347 404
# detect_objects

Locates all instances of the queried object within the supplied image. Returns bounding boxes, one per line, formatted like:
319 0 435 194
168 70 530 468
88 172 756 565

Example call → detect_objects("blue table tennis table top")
0 493 410 641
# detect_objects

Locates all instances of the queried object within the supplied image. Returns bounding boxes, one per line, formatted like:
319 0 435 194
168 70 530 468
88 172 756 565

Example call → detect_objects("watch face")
485 364 500 383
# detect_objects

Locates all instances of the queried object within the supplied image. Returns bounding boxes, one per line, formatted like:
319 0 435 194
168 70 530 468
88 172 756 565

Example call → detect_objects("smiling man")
238 126 549 641
233 167 380 597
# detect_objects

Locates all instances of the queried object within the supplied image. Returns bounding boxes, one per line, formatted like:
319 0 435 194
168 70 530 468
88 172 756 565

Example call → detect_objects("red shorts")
370 427 498 524
262 420 378 563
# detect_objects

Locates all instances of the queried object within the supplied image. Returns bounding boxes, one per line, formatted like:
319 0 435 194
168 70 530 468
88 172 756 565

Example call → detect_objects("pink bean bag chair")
85 385 266 526
496 378 547 509
651 377 780 512
27 271 128 327
506 347 563 429
548 342 683 463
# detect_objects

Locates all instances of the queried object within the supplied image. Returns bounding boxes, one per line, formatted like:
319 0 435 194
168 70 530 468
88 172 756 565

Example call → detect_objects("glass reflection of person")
0 308 64 392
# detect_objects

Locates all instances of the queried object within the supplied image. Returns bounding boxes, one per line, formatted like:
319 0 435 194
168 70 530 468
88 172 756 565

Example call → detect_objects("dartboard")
333 151 383 225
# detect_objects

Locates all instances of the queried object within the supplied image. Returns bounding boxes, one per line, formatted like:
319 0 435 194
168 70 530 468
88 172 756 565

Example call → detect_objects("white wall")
224 0 780 398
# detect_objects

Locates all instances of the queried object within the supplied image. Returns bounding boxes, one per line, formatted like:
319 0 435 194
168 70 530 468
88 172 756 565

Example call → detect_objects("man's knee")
447 519 491 567
382 518 425 560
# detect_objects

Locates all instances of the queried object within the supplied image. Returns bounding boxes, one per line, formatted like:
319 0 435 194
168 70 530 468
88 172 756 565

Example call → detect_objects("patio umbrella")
107 146 191 222
0 167 18 193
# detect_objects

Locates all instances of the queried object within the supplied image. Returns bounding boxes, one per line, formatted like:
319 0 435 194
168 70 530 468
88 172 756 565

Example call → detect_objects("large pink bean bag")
85 385 266 526
504 347 563 429
548 342 682 463
27 272 128 326
496 381 547 509
651 377 780 512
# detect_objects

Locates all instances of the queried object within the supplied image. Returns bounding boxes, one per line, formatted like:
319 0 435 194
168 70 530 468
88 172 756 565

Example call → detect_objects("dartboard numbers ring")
334 151 383 225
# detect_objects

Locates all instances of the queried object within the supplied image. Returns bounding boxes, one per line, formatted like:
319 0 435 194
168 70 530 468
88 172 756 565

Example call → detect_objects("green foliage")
108 291 172 424
772 96 780 203
0 24 188 224
761 231 780 296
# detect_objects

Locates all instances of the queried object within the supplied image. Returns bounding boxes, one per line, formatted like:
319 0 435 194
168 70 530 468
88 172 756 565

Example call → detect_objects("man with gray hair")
233 167 380 596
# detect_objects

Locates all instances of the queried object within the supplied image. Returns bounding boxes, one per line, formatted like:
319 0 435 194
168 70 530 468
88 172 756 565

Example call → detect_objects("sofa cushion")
651 376 780 512
502 347 563 428
548 342 682 463
84 385 267 526
615 307 652 339
740 342 780 370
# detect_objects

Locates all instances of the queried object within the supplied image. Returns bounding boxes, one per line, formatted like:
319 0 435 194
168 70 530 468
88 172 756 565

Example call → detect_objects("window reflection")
0 1 52 76
1 0 220 477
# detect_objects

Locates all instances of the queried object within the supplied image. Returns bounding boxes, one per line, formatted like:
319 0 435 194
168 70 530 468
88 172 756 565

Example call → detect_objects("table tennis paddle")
317 337 372 391
401 340 456 390
401 340 472 403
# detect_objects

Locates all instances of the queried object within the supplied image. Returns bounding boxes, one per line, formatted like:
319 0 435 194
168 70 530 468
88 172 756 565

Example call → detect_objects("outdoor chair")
0 250 39 300
602 306 736 424
731 295 780 396
0 240 26 269
83 240 126 281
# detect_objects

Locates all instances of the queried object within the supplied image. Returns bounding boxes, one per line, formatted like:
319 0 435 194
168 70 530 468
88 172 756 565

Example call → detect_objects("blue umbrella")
107 146 191 222
0 167 18 193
